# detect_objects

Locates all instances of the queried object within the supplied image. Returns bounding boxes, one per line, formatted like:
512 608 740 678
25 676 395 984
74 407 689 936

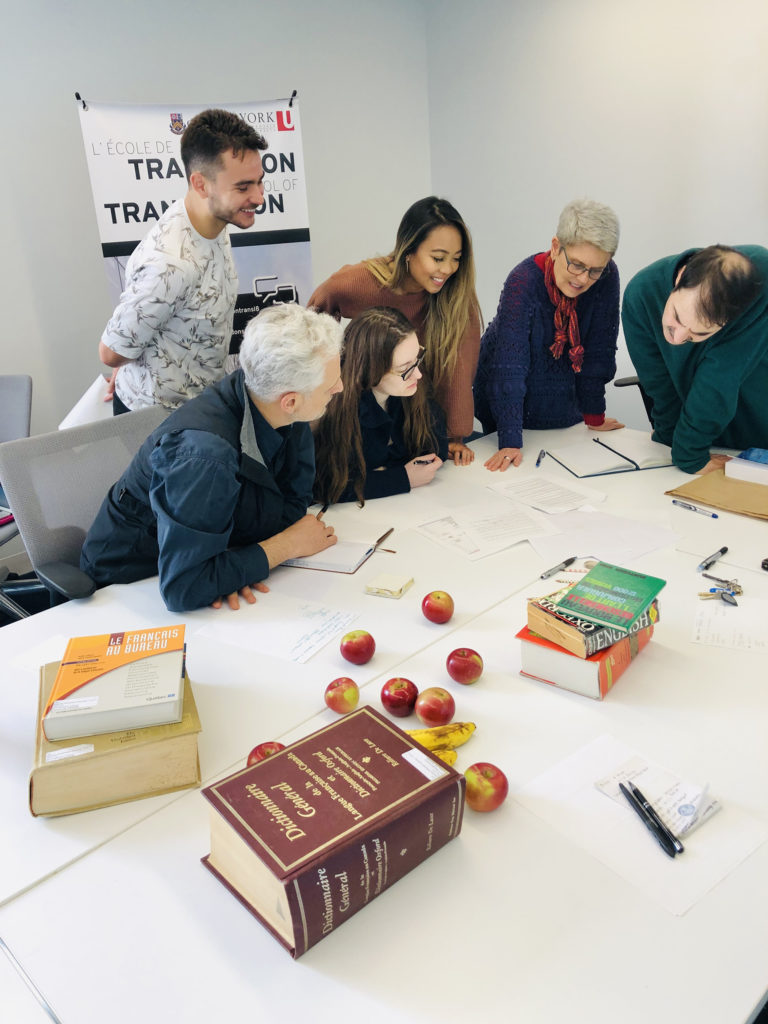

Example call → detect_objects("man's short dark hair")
180 108 267 181
675 245 763 327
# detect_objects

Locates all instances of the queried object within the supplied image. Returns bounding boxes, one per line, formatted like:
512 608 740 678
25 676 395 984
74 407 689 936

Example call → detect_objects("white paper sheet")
193 593 356 663
490 474 606 514
416 497 555 560
514 734 768 916
527 509 679 565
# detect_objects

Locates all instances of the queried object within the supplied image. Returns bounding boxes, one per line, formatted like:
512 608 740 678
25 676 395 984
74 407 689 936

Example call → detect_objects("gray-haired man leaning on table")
82 305 343 612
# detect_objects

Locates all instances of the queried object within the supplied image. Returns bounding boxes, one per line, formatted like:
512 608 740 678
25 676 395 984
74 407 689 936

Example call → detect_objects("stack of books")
517 562 665 699
30 626 202 816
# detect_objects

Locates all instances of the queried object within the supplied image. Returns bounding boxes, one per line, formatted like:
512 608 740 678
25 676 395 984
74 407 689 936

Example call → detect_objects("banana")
405 721 476 751
430 748 458 766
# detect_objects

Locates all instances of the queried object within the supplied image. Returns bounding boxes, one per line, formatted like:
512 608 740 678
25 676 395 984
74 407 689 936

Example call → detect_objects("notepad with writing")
545 429 673 478
282 522 393 574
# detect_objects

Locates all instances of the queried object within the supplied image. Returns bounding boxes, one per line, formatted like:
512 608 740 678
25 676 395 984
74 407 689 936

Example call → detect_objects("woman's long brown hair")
314 307 440 506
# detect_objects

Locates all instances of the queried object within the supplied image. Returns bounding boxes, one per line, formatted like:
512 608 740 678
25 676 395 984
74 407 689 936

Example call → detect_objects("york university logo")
276 109 295 132
169 113 185 135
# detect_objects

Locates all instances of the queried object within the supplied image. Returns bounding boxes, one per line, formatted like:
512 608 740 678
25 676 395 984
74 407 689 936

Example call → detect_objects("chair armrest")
36 561 97 600
613 376 640 388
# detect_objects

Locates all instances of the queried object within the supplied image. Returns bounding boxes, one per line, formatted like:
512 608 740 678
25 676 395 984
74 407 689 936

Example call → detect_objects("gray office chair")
0 375 33 618
0 405 167 615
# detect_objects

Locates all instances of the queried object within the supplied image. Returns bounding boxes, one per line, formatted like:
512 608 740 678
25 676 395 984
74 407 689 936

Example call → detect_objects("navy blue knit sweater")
474 253 620 449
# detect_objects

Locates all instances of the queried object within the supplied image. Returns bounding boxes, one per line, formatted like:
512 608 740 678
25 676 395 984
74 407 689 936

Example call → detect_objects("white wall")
3 0 766 434
0 0 431 433
426 0 768 428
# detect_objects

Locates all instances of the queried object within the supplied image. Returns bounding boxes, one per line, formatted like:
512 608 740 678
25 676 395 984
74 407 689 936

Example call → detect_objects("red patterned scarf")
543 253 584 373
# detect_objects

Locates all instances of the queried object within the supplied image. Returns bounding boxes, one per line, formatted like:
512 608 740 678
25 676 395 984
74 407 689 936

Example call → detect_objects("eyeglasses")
560 246 608 281
394 346 426 381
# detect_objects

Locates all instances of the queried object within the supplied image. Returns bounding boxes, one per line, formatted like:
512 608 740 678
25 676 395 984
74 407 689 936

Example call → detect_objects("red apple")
247 741 285 766
421 590 455 624
325 676 360 714
446 647 484 685
340 629 376 665
414 686 455 726
464 762 508 812
380 677 419 718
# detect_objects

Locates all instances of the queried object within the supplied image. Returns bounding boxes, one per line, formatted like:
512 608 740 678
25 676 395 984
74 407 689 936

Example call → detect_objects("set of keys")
697 572 742 605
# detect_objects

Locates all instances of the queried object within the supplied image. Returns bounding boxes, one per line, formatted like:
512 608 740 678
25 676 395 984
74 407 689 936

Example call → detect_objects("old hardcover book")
30 661 201 817
516 623 654 700
42 626 186 741
549 561 666 632
202 705 465 957
527 592 660 658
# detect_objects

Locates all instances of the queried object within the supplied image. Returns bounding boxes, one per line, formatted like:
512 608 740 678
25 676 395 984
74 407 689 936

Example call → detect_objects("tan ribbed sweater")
309 262 481 439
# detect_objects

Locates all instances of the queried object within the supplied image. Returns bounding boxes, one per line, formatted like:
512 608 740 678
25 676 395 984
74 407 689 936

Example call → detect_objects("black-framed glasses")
560 246 608 281
395 346 426 381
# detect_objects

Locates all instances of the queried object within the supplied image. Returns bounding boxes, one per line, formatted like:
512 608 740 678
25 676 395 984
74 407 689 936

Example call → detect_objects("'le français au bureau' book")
202 705 465 958
527 591 661 658
549 562 666 633
42 626 186 741
31 662 201 817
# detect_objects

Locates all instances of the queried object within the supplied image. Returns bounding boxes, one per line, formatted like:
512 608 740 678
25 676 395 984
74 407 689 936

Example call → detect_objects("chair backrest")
0 375 33 444
0 405 168 573
0 375 33 548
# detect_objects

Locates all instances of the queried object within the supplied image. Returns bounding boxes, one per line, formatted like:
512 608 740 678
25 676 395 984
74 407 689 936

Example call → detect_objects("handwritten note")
595 755 719 836
194 595 356 663
692 598 768 651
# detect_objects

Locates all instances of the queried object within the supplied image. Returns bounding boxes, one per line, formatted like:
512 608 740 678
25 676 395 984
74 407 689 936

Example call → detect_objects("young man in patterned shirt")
99 108 267 414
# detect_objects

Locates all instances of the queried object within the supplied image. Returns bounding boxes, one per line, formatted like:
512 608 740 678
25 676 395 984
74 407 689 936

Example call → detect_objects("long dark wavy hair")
313 307 441 506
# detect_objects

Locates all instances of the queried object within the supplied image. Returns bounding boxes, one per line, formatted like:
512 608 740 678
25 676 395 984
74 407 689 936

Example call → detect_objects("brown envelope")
665 469 768 521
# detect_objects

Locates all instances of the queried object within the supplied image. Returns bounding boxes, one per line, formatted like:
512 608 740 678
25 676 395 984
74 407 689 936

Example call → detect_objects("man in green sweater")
622 245 767 473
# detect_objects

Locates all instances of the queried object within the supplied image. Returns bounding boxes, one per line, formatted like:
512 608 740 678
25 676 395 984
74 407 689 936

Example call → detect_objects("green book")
550 561 666 632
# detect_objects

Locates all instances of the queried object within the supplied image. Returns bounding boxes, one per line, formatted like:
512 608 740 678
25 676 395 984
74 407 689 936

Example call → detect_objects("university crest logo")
169 113 185 135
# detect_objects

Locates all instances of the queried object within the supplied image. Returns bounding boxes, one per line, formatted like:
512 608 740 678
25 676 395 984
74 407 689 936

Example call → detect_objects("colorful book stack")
517 561 666 699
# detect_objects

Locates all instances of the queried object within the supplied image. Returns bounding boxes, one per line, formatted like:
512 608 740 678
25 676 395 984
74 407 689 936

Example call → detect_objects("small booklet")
283 522 393 574
544 429 673 478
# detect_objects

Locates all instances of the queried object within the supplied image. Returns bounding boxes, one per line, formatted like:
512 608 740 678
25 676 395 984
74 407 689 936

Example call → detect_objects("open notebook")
544 429 673 478
282 521 393 574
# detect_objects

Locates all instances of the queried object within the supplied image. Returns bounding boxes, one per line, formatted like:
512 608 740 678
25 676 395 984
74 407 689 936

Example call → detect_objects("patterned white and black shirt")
103 199 237 410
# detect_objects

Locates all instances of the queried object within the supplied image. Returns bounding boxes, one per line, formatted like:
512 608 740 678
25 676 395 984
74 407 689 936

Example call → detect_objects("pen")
697 546 728 572
535 449 545 468
625 781 684 855
672 499 718 519
414 458 436 465
316 504 329 520
540 556 577 579
619 782 681 859
372 528 395 554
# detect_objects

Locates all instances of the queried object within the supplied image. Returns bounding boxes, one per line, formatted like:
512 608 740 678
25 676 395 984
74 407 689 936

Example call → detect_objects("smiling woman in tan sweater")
309 196 481 465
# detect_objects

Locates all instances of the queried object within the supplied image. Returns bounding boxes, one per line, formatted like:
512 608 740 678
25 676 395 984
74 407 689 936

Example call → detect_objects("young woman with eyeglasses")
309 196 481 467
474 198 624 472
313 307 448 505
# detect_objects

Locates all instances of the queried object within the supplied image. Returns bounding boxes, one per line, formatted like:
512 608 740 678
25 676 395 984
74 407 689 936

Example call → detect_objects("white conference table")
1 427 767 1024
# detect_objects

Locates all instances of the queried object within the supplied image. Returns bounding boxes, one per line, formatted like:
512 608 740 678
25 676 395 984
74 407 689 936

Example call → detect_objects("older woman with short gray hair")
474 198 624 471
